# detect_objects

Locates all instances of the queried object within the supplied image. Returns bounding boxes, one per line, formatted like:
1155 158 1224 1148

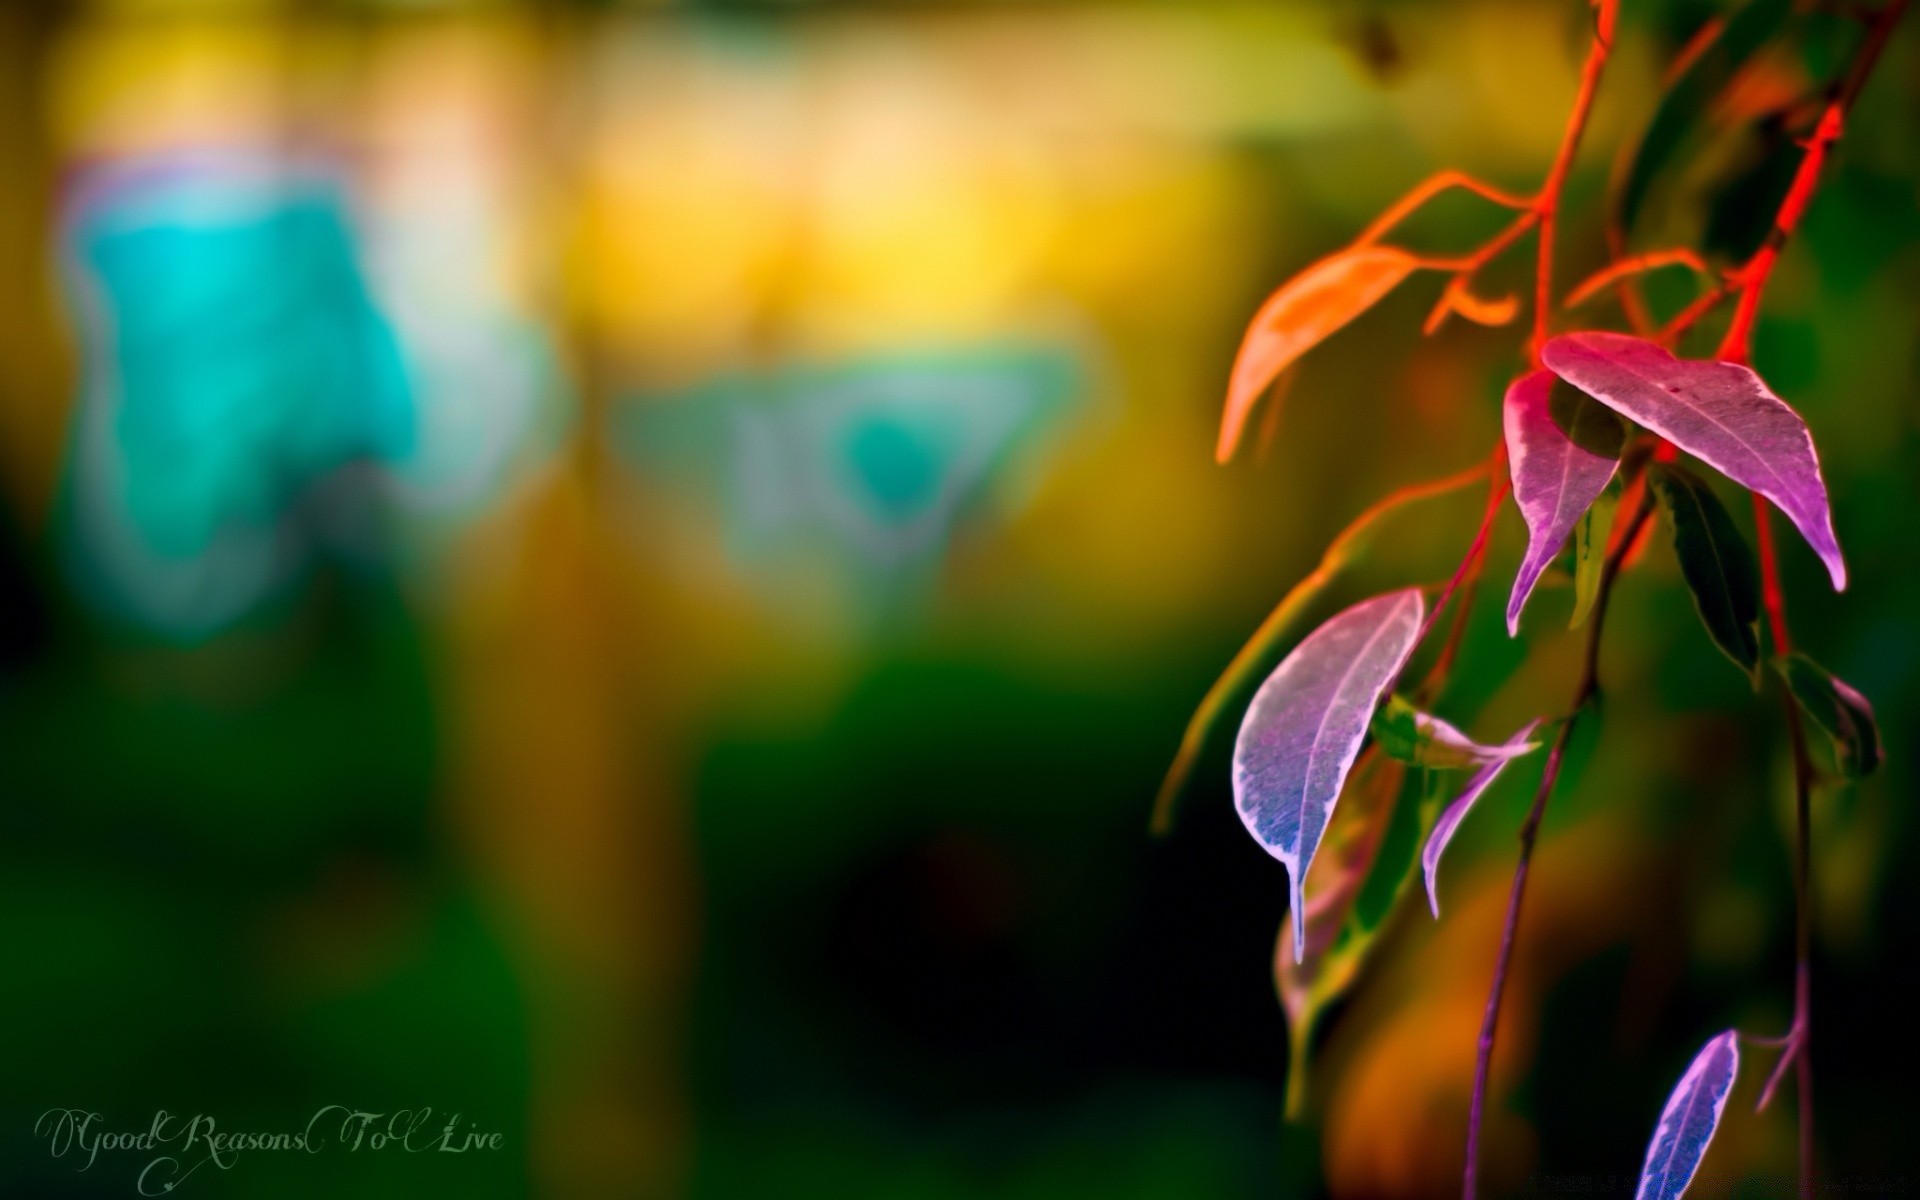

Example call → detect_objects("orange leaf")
1217 245 1420 463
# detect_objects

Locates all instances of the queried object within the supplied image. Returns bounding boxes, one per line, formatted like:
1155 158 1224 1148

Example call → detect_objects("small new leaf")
1569 482 1620 629
1779 653 1882 778
1371 694 1539 771
1635 1030 1741 1200
1420 720 1543 918
1649 463 1761 677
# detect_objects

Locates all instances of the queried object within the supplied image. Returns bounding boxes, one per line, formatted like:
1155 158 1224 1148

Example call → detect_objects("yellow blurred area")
0 5 1684 1198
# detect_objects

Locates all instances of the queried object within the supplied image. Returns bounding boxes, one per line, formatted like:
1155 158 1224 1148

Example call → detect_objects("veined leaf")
1617 0 1792 234
1152 462 1488 833
1779 653 1882 778
1570 482 1621 629
1371 694 1540 771
1504 368 1627 634
1649 464 1762 676
1542 332 1846 591
1419 720 1543 918
1635 1030 1741 1200
1217 246 1420 463
1234 588 1425 961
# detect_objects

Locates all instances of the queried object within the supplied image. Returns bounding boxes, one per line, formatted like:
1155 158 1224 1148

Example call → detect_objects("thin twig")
1717 0 1908 362
1563 249 1714 310
1716 11 1907 1194
1353 169 1535 248
1463 483 1652 1199
1461 6 1621 1194
1528 0 1618 364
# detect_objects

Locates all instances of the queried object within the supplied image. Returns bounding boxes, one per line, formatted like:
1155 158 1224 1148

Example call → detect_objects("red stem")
1529 0 1617 363
1717 0 1907 361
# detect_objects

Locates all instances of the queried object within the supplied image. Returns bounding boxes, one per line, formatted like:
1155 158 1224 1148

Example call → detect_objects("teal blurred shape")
58 153 414 638
615 344 1080 591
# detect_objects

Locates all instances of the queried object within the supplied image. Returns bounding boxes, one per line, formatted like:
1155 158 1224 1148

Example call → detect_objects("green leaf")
1351 766 1448 933
1275 750 1409 1116
1370 694 1426 764
1617 0 1793 235
1778 653 1882 778
1369 695 1537 771
1278 757 1445 1118
1569 481 1620 629
1649 463 1761 677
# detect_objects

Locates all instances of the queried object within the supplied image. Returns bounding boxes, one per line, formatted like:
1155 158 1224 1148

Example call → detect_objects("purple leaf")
1542 332 1846 590
1504 368 1626 634
1636 1030 1741 1200
1234 589 1425 961
1420 720 1542 917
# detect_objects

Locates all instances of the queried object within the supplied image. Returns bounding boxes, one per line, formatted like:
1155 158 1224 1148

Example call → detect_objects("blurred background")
0 1 1914 1196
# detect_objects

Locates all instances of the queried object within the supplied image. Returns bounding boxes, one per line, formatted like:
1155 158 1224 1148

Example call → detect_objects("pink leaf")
1419 720 1542 917
1636 1030 1741 1200
1504 369 1626 633
1217 246 1421 463
1233 588 1425 961
1542 332 1846 589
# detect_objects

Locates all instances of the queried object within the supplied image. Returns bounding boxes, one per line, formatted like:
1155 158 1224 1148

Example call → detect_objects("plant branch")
1728 12 1905 1194
1463 480 1653 1200
1529 0 1619 362
1717 0 1908 361
1150 460 1493 833
1564 249 1714 310
1753 493 1821 1199
1354 169 1536 248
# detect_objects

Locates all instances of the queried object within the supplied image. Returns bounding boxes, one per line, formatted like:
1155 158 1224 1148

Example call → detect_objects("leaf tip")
1290 877 1307 963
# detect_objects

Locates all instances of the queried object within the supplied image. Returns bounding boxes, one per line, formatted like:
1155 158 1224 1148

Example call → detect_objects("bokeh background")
0 1 1915 1197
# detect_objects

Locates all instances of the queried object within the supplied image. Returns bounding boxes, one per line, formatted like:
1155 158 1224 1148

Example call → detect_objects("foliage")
1161 0 1906 1195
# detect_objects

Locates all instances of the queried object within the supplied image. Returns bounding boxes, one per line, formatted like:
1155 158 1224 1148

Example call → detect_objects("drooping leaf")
1152 462 1487 833
1217 246 1421 462
1617 0 1793 234
1234 588 1426 960
1570 481 1621 629
1543 332 1845 590
1350 763 1447 934
1275 748 1408 1113
1278 752 1446 1117
1649 463 1762 676
1419 720 1543 918
1371 694 1540 771
1635 1030 1741 1200
1779 653 1882 778
1504 368 1627 634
